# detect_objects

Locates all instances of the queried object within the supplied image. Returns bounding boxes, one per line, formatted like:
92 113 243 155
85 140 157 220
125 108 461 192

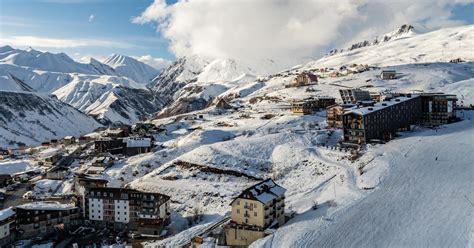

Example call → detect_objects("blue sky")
0 0 177 61
1 0 473 65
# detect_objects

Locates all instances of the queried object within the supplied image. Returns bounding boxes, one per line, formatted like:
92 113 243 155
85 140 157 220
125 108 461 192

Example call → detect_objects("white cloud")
0 36 134 49
133 0 472 68
88 14 95 22
133 55 172 70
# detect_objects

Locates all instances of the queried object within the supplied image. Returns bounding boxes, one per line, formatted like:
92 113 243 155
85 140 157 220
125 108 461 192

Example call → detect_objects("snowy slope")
253 112 474 248
305 24 474 68
102 54 159 84
0 91 101 148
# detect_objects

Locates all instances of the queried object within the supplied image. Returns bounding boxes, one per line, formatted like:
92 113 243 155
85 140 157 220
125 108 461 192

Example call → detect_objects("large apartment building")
86 187 171 235
343 95 422 145
225 179 286 246
15 202 80 239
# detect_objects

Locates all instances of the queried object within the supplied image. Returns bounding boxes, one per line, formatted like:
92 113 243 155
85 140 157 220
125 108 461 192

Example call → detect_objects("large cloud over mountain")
133 0 472 68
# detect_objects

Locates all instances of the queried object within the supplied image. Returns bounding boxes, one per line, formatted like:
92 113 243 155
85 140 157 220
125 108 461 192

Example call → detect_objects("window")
237 200 240 205
237 209 240 214
254 212 257 217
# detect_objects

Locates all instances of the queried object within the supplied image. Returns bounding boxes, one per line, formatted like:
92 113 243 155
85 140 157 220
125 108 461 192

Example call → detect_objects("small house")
38 148 62 166
125 137 152 156
50 139 59 147
63 136 76 146
289 72 318 87
380 70 396 80
0 149 9 160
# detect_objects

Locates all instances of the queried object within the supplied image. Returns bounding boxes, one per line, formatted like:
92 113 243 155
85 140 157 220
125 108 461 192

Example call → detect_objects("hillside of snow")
253 111 474 248
305 24 474 69
0 91 101 148
102 54 159 84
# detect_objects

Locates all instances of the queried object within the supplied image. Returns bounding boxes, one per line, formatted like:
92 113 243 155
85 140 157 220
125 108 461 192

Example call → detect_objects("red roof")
306 73 318 82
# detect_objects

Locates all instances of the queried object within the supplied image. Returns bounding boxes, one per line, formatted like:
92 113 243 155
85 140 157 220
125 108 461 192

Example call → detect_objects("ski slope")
254 111 474 248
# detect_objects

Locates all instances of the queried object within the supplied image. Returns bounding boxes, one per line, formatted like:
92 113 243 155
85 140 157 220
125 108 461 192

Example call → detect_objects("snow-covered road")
258 112 474 247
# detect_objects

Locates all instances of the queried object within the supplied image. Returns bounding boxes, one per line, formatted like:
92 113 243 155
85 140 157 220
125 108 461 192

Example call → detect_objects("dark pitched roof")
230 179 286 205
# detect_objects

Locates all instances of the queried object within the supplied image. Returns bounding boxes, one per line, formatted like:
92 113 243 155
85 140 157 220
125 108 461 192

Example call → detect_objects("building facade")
0 207 16 246
291 99 319 115
420 93 458 125
326 104 356 128
86 187 170 234
15 202 80 239
339 89 372 104
225 179 286 246
343 95 422 145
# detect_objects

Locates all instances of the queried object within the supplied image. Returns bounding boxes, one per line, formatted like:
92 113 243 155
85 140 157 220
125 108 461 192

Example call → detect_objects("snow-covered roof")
126 137 151 148
64 136 74 139
0 207 15 222
16 201 76 211
38 148 61 158
345 95 420 116
233 179 286 205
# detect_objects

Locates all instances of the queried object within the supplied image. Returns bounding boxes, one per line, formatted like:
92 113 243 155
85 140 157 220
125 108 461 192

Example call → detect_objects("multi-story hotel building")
86 187 170 235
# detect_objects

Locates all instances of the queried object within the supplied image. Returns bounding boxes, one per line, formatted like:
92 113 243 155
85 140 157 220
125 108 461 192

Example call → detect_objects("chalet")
85 166 105 175
11 169 41 182
15 202 80 239
0 207 16 246
326 104 356 128
63 136 76 146
291 98 319 115
105 128 129 138
343 95 422 145
380 70 396 80
289 72 318 87
94 138 125 155
85 187 170 234
225 179 286 246
125 137 152 156
41 142 50 147
420 93 458 125
339 89 372 104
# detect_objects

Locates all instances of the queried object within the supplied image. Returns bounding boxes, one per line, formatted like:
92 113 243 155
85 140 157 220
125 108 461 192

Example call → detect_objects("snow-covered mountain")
102 54 159 84
308 24 474 68
0 91 101 148
326 24 417 56
151 56 279 117
53 75 164 125
0 46 165 125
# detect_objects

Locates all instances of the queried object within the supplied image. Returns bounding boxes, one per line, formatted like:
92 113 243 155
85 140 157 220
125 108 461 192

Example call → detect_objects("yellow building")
225 179 286 246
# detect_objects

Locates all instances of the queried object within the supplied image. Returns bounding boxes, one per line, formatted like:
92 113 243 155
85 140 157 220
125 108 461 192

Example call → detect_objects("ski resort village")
1 1 474 247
